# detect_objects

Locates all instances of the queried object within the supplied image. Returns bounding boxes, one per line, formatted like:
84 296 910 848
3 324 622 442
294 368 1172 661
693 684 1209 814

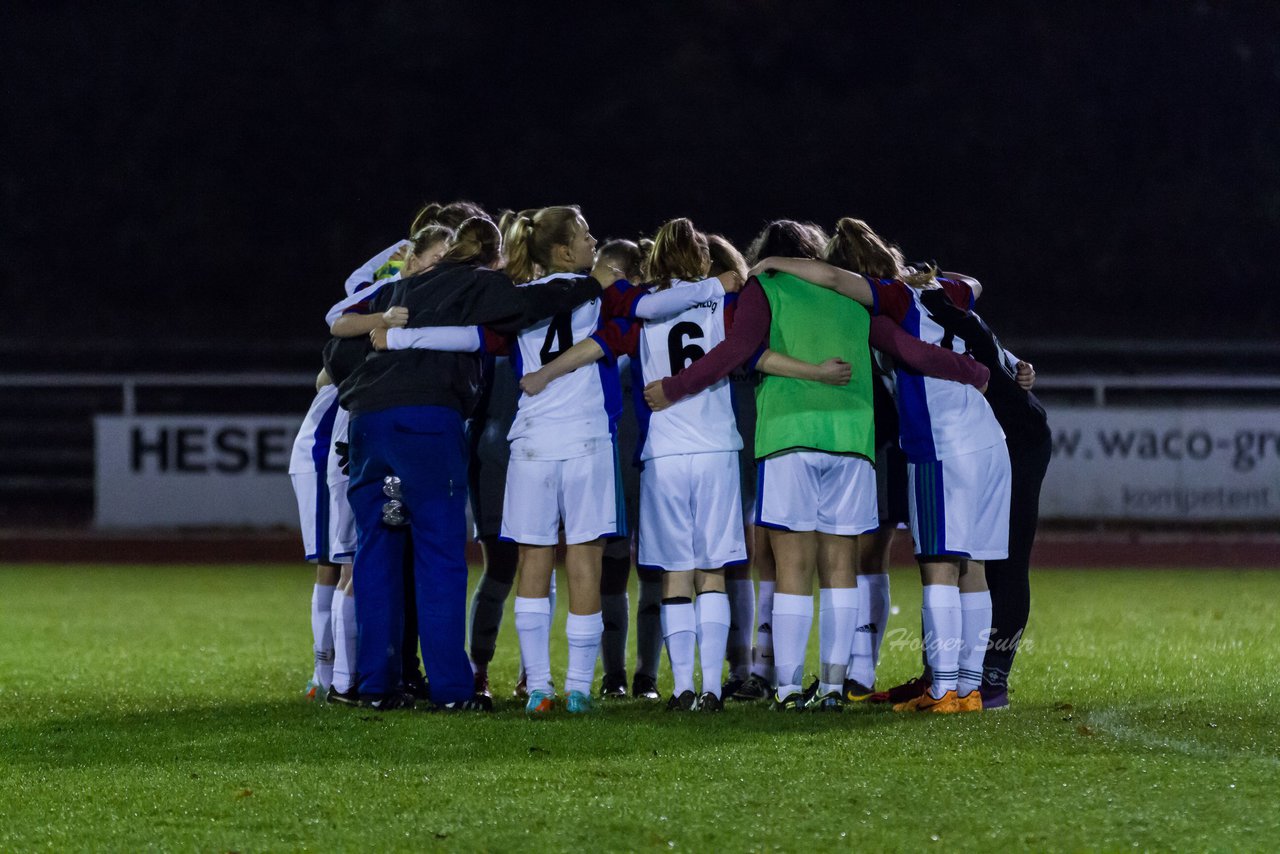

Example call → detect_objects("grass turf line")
0 564 1277 851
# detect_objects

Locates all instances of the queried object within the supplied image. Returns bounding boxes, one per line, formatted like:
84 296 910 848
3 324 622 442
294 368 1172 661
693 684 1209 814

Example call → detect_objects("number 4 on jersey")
668 321 706 375
540 313 574 364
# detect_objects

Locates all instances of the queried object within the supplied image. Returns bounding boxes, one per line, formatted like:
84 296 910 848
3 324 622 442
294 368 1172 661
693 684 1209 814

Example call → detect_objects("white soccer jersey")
506 273 619 461
324 272 401 329
343 240 409 297
872 278 1004 461
635 279 742 462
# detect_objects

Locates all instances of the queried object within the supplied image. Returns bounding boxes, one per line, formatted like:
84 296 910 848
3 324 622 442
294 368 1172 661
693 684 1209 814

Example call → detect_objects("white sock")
921 585 962 698
695 592 731 698
771 592 813 698
818 587 858 695
862 572 891 665
514 597 553 695
958 590 993 696
564 611 604 696
521 572 557 678
751 580 776 682
468 575 511 668
848 581 876 689
661 599 697 697
600 592 630 678
311 583 336 688
726 579 755 681
331 588 357 694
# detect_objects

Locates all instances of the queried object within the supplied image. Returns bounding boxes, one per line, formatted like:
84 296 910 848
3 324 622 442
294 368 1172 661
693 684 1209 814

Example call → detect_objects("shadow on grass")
0 695 1021 770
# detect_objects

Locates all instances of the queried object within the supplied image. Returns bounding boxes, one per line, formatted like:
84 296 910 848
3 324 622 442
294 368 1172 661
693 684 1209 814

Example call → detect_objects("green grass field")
1 564 1277 852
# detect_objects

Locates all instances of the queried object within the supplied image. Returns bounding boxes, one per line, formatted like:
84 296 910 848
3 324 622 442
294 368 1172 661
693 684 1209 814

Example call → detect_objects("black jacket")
918 287 1050 446
325 261 600 417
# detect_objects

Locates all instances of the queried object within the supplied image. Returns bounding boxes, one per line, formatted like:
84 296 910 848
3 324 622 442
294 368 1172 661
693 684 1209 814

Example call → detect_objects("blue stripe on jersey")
589 332 618 368
630 352 653 468
309 398 339 563
596 354 624 432
895 299 938 460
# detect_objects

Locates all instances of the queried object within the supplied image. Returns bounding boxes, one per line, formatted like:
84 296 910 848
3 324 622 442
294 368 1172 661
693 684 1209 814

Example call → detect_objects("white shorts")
638 451 748 572
908 442 1011 561
500 442 623 546
291 469 356 564
290 407 355 564
755 451 879 536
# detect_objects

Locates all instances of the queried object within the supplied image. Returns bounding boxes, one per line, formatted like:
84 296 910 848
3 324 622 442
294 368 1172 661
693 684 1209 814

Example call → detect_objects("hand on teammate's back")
644 379 673 411
815 358 852 386
370 328 389 350
1015 360 1036 390
382 306 408 328
716 270 744 293
520 370 551 397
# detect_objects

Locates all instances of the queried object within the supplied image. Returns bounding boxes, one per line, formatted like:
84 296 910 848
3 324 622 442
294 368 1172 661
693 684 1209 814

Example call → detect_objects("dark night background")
3 1 1279 372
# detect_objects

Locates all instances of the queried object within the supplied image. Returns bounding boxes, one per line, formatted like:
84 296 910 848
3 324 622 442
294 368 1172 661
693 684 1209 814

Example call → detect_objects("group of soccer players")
289 198 1051 715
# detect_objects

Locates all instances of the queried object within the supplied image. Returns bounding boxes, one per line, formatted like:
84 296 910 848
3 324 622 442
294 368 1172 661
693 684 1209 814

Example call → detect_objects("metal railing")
0 373 315 415
6 372 1280 410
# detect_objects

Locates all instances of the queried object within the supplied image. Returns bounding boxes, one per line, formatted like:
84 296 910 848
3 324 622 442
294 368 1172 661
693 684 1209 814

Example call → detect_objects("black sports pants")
982 429 1052 688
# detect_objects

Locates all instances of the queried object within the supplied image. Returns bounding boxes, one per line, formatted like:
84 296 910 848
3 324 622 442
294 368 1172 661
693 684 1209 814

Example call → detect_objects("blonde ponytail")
503 213 539 283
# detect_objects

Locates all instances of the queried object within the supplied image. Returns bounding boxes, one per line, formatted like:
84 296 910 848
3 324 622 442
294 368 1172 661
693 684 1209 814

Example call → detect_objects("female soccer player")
593 238 660 700
870 272 1047 710
498 206 628 715
288 223 454 701
289 367 355 700
324 216 603 711
704 233 758 697
751 218 1009 714
648 220 989 711
497 208 746 714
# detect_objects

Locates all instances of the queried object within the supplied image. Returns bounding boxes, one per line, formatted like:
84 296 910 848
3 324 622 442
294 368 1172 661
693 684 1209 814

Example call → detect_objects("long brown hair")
503 206 582 284
407 202 443 237
826 217 934 287
441 217 501 267
705 233 747 281
746 219 827 264
647 218 710 290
